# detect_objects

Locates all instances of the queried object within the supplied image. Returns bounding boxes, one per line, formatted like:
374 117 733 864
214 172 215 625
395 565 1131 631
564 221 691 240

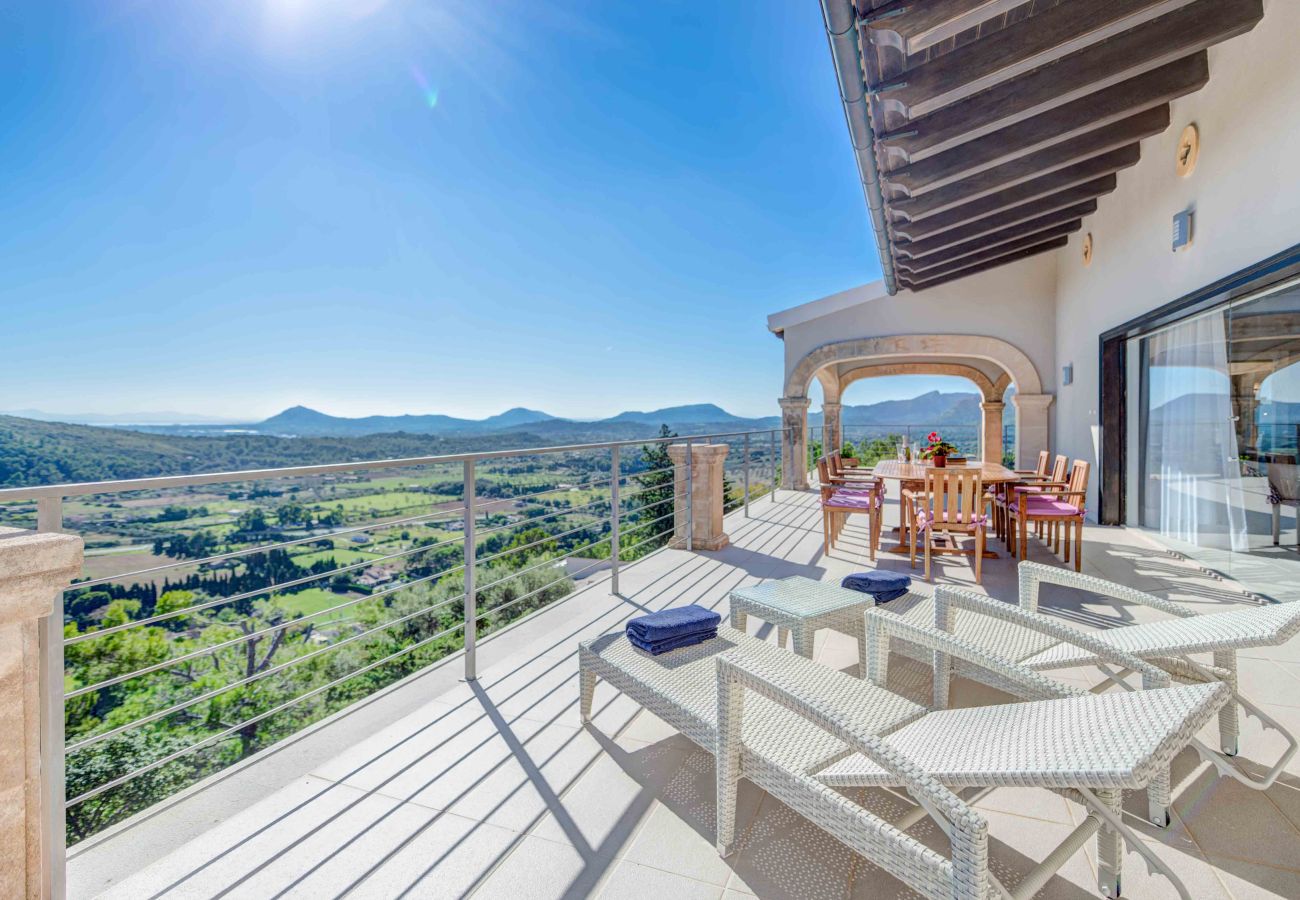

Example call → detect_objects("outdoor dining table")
871 458 1021 557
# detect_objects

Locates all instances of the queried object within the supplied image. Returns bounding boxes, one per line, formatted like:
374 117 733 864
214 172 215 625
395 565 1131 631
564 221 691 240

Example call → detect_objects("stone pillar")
0 527 82 900
778 397 810 490
1011 393 1054 470
821 401 842 459
979 401 1006 464
667 444 731 551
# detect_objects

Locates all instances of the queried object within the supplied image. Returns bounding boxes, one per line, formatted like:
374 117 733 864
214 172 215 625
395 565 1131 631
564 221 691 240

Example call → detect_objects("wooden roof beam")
882 53 1205 186
893 175 1116 245
896 200 1097 267
876 0 1262 164
870 0 1196 130
891 145 1140 234
866 0 1029 56
897 221 1082 279
899 237 1070 291
889 108 1165 218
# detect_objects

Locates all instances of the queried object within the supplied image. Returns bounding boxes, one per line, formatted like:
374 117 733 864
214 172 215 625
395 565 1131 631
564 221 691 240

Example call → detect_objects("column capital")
0 528 82 627
979 400 1006 411
1011 392 1054 411
778 396 811 412
821 400 842 411
667 443 729 463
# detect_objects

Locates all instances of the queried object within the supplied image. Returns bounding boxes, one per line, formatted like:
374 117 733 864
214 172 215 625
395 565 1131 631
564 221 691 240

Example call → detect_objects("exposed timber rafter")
895 200 1097 267
825 0 1265 291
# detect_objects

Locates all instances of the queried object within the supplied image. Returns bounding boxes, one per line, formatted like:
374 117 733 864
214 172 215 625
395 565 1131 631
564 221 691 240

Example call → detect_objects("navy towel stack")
841 571 912 604
626 604 721 655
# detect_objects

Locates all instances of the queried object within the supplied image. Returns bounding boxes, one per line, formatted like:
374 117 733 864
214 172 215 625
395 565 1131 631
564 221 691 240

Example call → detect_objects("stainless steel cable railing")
0 425 788 867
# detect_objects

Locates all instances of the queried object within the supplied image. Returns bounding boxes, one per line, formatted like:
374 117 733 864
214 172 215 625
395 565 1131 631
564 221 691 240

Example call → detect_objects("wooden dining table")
870 458 1021 557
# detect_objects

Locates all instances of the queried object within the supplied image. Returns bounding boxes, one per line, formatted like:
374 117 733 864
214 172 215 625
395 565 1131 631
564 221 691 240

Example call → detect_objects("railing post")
609 446 620 595
462 460 477 681
743 433 750 518
770 430 777 502
685 438 694 552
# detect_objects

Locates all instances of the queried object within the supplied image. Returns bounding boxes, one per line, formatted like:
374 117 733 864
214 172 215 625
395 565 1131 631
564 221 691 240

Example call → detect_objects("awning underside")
850 0 1263 291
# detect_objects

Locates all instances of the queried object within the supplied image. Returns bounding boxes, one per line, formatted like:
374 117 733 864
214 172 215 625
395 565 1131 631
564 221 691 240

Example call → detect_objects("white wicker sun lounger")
876 564 1300 825
580 623 1227 899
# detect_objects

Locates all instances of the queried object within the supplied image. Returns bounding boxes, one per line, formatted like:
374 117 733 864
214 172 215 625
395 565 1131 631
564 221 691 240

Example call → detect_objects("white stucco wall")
779 251 1059 402
1052 0 1300 505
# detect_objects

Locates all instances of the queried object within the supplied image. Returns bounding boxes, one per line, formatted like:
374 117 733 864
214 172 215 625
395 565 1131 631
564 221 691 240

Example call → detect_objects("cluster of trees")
47 429 692 843
63 550 578 841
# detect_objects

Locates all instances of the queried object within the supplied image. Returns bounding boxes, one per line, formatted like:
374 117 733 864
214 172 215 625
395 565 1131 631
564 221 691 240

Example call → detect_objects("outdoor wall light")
1176 123 1199 177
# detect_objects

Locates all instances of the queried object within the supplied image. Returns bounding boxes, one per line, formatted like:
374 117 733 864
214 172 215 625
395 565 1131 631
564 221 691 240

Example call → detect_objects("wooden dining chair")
907 467 988 583
1007 459 1091 570
827 451 878 484
996 452 1066 545
815 456 882 559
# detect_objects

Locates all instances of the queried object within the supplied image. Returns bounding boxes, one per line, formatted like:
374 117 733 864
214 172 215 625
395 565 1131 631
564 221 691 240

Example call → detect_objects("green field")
273 587 367 621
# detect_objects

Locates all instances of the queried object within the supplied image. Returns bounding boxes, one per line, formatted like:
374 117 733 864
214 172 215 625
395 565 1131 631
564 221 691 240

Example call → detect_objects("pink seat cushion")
1013 498 1080 518
826 490 878 510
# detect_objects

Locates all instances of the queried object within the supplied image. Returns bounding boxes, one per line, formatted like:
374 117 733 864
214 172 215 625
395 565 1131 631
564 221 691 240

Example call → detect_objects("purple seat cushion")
1017 498 1080 518
826 490 877 509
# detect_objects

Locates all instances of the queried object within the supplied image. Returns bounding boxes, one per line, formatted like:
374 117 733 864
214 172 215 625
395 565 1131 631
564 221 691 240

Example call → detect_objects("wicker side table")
729 575 877 659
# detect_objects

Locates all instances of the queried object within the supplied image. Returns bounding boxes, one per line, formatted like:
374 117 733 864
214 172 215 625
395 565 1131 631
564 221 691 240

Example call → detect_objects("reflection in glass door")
1132 277 1300 601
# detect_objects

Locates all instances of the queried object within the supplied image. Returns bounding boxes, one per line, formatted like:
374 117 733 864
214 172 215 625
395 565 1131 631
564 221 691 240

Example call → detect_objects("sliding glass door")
1131 277 1300 600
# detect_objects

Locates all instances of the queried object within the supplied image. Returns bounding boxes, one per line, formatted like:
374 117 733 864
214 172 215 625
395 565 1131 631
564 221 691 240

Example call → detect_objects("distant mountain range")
0 392 985 488
55 392 981 437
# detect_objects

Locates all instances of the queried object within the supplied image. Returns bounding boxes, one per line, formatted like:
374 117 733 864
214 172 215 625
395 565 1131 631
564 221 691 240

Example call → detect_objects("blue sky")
1 0 973 421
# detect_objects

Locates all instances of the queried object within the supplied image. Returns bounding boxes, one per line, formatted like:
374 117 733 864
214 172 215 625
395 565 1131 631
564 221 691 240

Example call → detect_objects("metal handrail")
618 493 675 519
613 527 674 560
472 532 612 594
475 553 612 621
0 428 784 501
67 617 468 807
66 560 467 699
65 536 467 643
473 517 608 568
25 424 789 858
65 506 469 590
66 589 466 753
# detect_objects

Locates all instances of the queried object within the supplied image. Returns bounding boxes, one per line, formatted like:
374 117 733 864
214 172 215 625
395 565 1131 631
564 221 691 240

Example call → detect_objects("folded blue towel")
628 627 718 655
841 571 911 604
627 604 721 644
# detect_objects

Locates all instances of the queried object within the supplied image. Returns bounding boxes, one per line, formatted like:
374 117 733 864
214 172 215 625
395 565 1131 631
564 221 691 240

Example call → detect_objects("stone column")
778 397 810 490
667 444 731 551
821 401 842 459
979 401 1006 464
1011 393 1054 469
0 527 82 900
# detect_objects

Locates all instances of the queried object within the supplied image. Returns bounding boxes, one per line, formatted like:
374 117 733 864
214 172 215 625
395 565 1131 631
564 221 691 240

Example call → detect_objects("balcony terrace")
57 488 1300 900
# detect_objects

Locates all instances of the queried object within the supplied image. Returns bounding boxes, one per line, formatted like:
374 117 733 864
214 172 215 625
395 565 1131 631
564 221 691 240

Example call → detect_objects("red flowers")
927 431 939 443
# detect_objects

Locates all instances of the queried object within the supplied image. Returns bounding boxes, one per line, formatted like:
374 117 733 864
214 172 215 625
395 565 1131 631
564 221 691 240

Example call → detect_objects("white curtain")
1143 309 1248 550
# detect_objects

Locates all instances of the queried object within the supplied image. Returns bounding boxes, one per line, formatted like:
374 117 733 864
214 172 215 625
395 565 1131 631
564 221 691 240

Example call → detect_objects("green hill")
0 416 549 487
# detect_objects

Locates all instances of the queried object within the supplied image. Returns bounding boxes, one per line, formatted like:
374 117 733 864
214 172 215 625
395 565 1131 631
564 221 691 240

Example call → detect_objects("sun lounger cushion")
817 682 1227 790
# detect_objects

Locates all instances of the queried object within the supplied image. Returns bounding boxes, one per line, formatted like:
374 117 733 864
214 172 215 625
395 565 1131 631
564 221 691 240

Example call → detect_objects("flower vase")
933 454 947 468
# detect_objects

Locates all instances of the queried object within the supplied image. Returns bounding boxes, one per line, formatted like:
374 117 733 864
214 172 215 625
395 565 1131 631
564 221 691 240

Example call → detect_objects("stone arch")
839 362 999 401
780 334 1050 483
786 334 1043 400
992 371 1014 398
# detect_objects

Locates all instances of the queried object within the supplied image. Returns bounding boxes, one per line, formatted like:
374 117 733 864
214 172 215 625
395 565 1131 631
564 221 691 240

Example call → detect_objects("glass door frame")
1098 244 1300 526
